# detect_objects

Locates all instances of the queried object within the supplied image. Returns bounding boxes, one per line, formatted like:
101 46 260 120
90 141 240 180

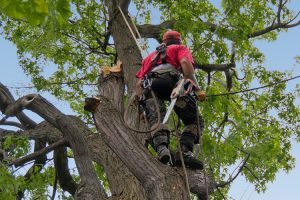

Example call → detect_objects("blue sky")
1 2 300 200
227 26 300 200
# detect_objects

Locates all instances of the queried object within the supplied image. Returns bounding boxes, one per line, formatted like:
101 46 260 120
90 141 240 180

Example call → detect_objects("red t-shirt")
136 44 194 78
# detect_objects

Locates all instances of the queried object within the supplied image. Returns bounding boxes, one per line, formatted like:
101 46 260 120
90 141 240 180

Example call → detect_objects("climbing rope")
195 103 210 199
206 75 300 97
172 115 191 200
118 6 144 54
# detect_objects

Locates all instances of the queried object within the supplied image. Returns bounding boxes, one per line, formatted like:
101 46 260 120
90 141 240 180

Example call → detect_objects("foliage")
0 163 56 199
0 0 71 25
1 0 300 199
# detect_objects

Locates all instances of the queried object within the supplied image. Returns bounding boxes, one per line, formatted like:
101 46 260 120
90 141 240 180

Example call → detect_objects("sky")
1 2 300 200
227 26 300 200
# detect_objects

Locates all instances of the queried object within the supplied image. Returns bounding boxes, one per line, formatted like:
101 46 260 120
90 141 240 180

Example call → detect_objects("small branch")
277 0 284 23
0 120 25 130
10 139 67 167
284 19 300 28
195 63 233 72
227 119 237 128
216 153 250 188
249 10 300 38
0 149 7 160
0 128 19 139
51 170 58 200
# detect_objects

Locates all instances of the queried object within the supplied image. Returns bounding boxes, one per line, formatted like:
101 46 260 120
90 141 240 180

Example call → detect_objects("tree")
0 0 300 199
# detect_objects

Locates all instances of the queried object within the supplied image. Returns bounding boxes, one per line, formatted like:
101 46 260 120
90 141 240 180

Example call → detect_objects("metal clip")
142 76 152 89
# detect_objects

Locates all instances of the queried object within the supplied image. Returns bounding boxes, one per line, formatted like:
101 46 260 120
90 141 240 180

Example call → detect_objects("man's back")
136 44 194 78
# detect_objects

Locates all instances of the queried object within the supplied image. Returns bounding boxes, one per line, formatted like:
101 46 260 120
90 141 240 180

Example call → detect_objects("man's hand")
194 89 206 101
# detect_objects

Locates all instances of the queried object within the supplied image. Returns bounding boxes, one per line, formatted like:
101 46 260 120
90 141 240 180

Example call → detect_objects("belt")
150 63 178 73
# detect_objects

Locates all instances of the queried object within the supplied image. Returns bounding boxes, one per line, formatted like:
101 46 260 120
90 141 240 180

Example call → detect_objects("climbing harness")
150 43 167 68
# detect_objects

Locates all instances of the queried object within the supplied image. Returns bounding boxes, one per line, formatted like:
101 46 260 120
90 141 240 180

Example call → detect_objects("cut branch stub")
84 97 101 113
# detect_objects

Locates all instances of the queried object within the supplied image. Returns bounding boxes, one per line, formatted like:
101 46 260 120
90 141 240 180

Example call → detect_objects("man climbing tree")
136 30 205 169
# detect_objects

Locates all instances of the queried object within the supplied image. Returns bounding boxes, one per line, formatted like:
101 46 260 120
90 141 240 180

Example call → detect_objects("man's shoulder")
143 51 156 59
167 44 188 50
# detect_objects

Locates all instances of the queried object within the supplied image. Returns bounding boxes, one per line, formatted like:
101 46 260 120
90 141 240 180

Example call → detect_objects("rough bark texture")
19 94 107 199
93 95 189 200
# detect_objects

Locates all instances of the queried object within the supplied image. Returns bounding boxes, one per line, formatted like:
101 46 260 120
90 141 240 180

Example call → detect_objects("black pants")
142 72 204 148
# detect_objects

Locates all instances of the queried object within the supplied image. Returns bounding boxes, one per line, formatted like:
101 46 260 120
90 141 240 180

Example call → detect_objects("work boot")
175 145 203 170
152 134 171 165
174 133 203 169
157 144 171 164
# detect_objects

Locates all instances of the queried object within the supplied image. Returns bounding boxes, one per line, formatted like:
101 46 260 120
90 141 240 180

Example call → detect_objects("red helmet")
163 30 182 42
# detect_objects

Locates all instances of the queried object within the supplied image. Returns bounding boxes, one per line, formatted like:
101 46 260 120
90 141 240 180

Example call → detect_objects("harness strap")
150 43 167 68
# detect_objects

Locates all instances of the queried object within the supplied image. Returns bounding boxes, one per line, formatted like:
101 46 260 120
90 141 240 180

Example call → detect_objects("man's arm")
180 57 199 88
180 57 206 101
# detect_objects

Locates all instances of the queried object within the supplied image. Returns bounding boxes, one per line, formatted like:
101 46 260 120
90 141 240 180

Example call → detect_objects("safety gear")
157 144 171 164
135 41 193 78
163 30 182 42
174 133 203 169
153 134 171 164
151 43 167 68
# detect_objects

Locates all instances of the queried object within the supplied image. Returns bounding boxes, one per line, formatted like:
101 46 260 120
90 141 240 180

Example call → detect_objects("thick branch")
187 169 216 198
195 63 231 72
14 94 107 199
0 83 36 128
54 146 78 196
0 149 7 160
137 20 176 41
